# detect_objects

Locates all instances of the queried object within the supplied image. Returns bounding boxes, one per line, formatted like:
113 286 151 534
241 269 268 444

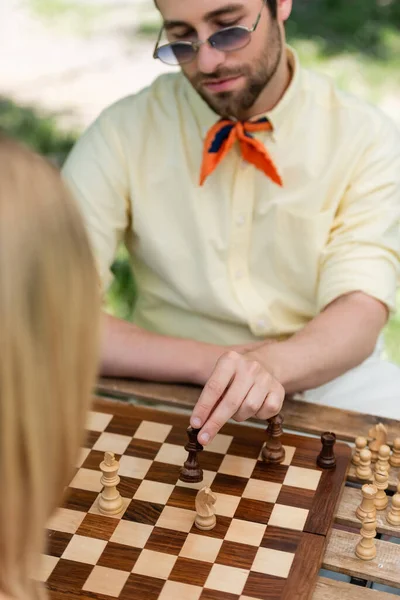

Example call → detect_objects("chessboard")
40 398 351 600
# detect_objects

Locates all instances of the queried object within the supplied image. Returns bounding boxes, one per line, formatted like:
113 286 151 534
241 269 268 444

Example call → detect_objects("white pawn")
376 444 391 474
352 437 367 466
373 469 389 511
387 482 400 527
355 512 377 561
98 452 123 516
389 438 400 468
356 448 372 480
356 484 377 522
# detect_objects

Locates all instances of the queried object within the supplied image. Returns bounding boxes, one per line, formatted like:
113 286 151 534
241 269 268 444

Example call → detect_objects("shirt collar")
185 45 302 142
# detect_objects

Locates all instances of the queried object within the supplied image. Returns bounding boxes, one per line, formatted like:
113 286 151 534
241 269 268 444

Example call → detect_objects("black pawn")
317 432 336 469
262 413 286 464
179 427 204 483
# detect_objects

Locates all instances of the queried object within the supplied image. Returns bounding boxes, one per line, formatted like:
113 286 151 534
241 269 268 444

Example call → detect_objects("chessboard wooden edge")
282 532 326 600
305 444 351 537
96 379 400 442
314 577 399 599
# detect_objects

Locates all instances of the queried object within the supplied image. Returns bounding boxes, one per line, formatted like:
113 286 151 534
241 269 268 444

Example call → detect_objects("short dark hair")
266 0 278 18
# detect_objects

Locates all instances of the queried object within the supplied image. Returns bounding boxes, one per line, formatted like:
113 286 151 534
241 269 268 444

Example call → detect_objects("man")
62 0 400 446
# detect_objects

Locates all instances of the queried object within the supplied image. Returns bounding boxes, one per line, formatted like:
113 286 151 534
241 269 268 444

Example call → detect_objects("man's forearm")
100 313 224 384
256 292 388 394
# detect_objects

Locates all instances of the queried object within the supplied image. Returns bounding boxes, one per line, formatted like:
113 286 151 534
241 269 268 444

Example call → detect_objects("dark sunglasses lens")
211 27 251 51
157 43 196 65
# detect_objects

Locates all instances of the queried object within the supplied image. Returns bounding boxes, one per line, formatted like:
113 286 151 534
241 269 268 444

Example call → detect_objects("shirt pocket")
273 205 334 298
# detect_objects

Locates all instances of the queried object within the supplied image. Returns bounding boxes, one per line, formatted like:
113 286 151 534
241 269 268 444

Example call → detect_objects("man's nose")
196 42 225 74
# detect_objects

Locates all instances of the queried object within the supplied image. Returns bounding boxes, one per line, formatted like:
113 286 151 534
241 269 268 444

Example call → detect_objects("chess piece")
355 512 377 560
376 444 391 474
387 482 400 527
98 452 124 515
373 469 389 511
356 483 377 522
317 432 336 469
368 423 388 463
262 413 285 464
356 448 372 480
389 438 400 468
195 486 217 530
179 427 203 483
352 437 367 466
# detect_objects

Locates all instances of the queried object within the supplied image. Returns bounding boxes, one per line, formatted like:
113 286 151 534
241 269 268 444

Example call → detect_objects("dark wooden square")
83 430 101 449
199 451 225 472
145 461 181 485
211 474 248 496
82 450 106 471
200 591 240 600
189 516 231 539
276 485 315 511
122 499 163 526
167 486 197 511
46 530 73 557
145 527 187 555
119 573 165 600
228 437 264 460
118 475 141 498
261 526 302 554
291 447 319 470
165 426 189 446
76 513 118 541
105 414 140 437
234 498 273 525
243 572 286 600
98 542 141 571
169 557 212 587
63 488 98 512
47 558 93 592
251 461 288 484
125 438 162 460
216 540 257 570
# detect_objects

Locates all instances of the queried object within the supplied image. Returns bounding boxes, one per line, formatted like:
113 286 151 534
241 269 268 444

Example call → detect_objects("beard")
185 20 283 120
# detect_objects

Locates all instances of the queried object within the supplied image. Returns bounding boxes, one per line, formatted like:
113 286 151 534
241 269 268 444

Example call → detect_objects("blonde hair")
0 134 100 600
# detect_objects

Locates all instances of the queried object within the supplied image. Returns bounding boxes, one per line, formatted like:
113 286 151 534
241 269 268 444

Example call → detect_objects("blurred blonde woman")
0 133 100 600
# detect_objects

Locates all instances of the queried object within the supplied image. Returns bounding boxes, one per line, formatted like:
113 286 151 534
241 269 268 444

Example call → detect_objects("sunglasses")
153 3 264 66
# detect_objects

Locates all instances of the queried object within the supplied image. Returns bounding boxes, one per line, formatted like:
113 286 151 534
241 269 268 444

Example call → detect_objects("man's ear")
277 0 292 22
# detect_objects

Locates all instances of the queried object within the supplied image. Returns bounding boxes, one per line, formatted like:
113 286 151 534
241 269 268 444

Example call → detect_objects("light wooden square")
47 508 86 534
155 443 188 466
176 470 216 491
134 480 174 505
89 495 130 519
35 555 59 582
62 535 107 565
180 533 223 563
252 547 295 578
268 504 309 531
69 468 102 492
204 433 233 454
214 493 241 517
243 479 282 503
205 563 248 595
110 520 153 548
76 447 91 468
93 432 132 455
118 455 152 479
133 421 172 443
282 446 296 466
219 455 256 479
225 519 266 547
158 580 202 600
86 411 113 432
283 466 321 491
132 549 177 579
156 506 196 533
83 566 130 596
240 597 261 600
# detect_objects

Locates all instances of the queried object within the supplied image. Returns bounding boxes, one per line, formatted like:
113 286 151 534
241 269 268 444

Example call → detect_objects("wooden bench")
97 377 400 599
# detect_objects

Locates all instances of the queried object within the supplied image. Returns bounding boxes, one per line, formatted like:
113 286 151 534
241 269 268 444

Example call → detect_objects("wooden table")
95 377 400 599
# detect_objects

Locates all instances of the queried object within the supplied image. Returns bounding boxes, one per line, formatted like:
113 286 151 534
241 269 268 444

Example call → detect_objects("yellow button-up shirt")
62 47 400 345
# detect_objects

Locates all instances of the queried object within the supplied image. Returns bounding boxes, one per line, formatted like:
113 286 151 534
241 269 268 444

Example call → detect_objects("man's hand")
190 350 284 446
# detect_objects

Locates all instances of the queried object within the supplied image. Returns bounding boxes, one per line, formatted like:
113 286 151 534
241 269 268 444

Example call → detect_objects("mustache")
193 67 250 86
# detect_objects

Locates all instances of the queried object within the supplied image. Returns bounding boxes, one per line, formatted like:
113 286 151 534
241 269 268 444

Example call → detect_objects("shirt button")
241 160 248 169
235 270 244 280
236 214 246 227
257 319 266 329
